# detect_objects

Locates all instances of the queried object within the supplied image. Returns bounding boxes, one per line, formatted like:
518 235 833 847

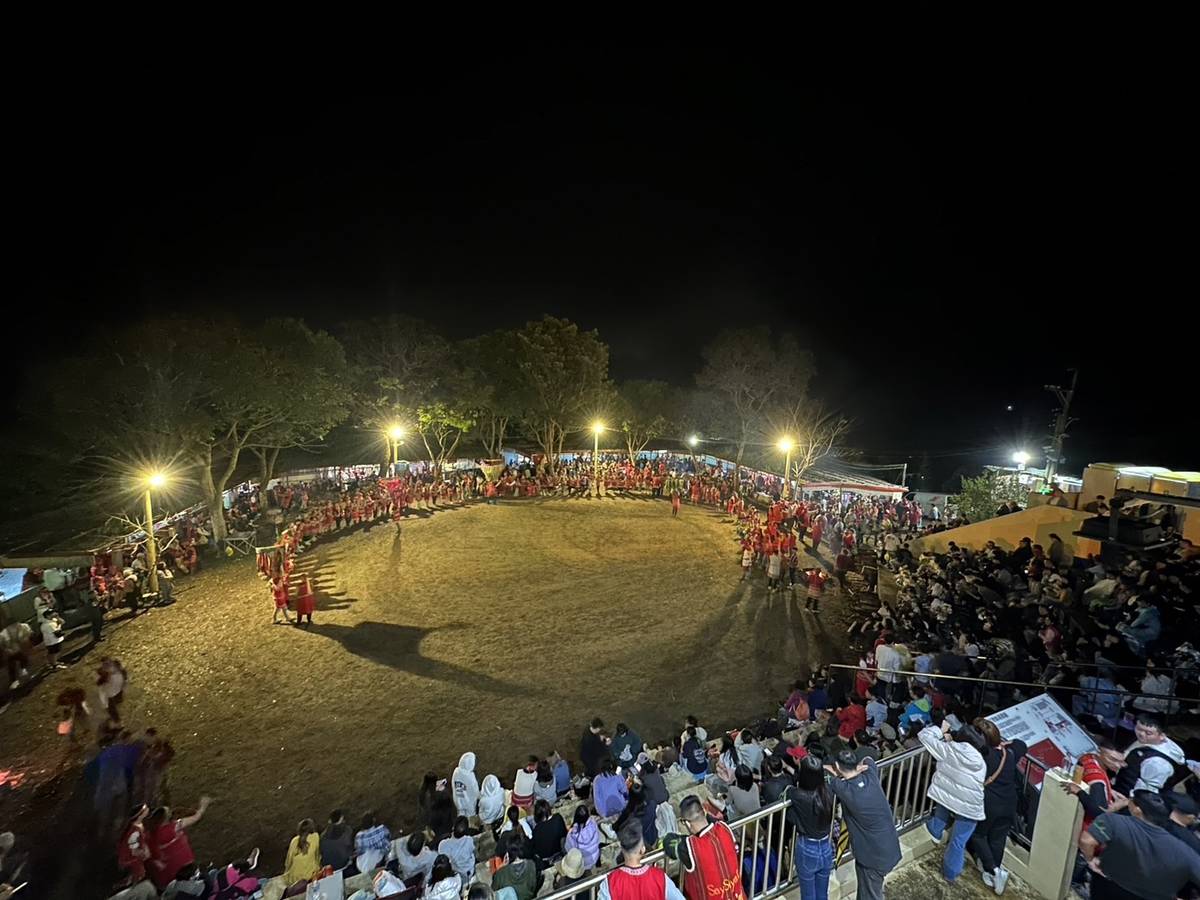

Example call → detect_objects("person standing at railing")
663 797 747 900
824 750 901 900
783 757 835 900
918 722 987 885
598 821 685 900
968 719 1027 895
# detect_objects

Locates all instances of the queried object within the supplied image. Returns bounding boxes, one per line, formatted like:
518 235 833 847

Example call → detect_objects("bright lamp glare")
147 472 167 488
688 435 699 447
1012 451 1030 465
592 421 605 435
777 437 794 453
388 425 405 440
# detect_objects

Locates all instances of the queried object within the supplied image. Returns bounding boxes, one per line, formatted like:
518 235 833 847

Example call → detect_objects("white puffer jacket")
919 727 986 821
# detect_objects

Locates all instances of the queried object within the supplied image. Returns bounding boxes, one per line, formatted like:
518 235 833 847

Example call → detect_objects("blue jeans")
794 836 833 900
926 803 978 882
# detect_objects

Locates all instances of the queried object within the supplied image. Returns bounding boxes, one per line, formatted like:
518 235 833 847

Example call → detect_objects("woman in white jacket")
452 752 480 819
918 721 987 883
478 774 506 832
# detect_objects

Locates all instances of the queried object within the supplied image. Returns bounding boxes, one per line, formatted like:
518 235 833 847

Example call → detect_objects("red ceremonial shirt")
607 865 668 900
680 822 747 900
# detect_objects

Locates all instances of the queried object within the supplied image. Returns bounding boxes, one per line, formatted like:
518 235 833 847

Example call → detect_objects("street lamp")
144 471 167 595
777 437 794 499
687 435 699 448
387 425 405 468
592 421 605 497
1012 450 1030 470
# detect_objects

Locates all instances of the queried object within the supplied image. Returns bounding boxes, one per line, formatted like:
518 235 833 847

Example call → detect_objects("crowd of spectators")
9 449 1200 900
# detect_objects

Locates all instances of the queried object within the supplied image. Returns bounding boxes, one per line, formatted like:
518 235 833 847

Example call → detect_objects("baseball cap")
1166 793 1200 816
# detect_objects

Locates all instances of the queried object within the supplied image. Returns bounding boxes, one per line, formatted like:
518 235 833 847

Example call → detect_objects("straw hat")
558 848 586 880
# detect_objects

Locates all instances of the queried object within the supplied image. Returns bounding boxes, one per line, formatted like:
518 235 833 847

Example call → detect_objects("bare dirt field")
1 496 849 881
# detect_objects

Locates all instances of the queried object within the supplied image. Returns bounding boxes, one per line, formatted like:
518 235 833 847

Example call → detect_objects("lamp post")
592 421 605 497
145 472 166 595
388 425 405 473
778 437 794 500
1012 450 1030 472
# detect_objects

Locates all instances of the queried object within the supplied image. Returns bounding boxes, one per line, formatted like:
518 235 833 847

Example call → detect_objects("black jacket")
982 740 1027 816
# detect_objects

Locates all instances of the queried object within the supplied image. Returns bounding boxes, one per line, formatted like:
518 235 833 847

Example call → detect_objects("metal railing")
539 748 935 900
826 662 1199 733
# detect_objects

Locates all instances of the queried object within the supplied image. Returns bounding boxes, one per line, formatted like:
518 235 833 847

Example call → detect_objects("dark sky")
11 55 1191 485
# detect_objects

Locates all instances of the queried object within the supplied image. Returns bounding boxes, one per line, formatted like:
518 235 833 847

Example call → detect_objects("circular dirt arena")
1 496 847 870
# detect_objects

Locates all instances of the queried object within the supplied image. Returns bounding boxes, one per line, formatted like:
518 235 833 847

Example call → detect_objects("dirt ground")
1 496 851 880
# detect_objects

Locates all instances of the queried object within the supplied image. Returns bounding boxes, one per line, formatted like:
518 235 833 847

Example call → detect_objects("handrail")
825 663 1194 707
537 749 933 900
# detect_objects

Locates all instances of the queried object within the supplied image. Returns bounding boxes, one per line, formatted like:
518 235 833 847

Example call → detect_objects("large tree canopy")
695 327 815 484
40 317 348 543
512 316 611 473
615 380 674 463
6 312 862 550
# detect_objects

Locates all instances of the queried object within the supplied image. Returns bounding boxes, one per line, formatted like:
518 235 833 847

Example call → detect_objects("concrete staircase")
828 826 940 899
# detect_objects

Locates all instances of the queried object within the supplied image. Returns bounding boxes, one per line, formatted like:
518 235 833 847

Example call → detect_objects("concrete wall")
909 505 1095 558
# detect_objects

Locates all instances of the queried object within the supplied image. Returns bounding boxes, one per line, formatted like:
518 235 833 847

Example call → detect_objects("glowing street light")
778 437 795 499
688 435 699 448
592 422 605 496
387 424 406 467
1012 450 1030 467
144 471 168 595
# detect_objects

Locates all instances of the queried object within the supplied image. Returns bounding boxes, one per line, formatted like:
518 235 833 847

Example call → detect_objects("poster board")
986 694 1097 788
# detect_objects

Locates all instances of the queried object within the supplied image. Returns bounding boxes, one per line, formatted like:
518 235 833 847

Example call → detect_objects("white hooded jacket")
919 727 986 821
452 752 481 818
479 774 505 825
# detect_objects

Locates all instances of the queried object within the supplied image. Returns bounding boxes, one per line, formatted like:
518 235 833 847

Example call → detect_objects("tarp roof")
799 462 906 494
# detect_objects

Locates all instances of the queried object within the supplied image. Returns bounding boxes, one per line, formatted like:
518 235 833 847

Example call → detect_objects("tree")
415 398 475 476
615 380 673 463
340 314 450 464
40 318 347 545
765 402 851 484
246 318 350 495
950 470 1027 523
695 328 814 485
460 330 525 458
512 316 610 474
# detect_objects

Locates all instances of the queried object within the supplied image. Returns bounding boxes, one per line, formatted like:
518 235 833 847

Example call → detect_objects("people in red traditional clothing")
118 804 153 885
805 568 829 613
598 821 685 900
294 575 316 627
147 796 213 889
671 491 682 518
664 797 747 900
271 576 293 625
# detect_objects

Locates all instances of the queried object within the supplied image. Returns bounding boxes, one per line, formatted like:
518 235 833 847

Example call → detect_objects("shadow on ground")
306 620 542 697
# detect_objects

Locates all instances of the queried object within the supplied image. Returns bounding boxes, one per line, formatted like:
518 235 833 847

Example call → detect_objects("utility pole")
1042 368 1079 489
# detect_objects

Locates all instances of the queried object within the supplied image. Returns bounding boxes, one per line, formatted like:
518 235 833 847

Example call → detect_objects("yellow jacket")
283 834 322 884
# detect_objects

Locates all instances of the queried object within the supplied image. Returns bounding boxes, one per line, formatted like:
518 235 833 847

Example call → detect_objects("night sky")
10 56 1191 486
